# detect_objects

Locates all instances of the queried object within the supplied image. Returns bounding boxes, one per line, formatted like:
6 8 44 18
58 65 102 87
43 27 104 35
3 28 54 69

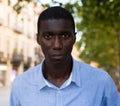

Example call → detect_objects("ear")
73 32 76 43
37 33 41 45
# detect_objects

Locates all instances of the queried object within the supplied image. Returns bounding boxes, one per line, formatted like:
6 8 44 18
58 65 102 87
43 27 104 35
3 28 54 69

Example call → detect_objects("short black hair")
37 6 75 34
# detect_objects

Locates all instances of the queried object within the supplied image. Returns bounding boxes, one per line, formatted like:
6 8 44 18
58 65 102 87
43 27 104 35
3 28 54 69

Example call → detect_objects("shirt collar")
71 59 81 87
38 58 82 90
43 72 73 89
37 60 47 90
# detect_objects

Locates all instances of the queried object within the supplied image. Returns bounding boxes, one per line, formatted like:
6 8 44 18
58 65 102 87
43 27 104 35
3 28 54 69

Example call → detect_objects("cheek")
63 40 74 49
41 45 48 52
40 43 51 55
63 43 74 53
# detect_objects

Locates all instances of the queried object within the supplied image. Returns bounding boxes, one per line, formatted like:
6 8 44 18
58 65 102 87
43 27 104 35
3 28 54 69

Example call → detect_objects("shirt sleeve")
103 74 120 106
10 80 21 106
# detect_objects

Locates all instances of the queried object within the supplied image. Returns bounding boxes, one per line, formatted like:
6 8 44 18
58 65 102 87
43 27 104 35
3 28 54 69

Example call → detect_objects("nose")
53 36 62 50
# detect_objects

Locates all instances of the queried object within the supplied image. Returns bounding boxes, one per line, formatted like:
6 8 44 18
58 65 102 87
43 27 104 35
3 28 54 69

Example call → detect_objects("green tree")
8 0 35 14
76 0 120 72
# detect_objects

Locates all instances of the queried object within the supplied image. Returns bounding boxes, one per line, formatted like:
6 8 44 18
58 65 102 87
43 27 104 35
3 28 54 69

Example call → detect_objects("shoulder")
12 64 42 88
74 59 108 76
73 59 114 84
73 59 119 95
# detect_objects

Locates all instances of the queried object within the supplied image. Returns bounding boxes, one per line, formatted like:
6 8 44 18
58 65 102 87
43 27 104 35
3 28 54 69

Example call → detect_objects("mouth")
51 54 64 60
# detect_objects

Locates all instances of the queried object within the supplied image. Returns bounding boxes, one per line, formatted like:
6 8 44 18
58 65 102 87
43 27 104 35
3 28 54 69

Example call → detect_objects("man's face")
37 19 76 64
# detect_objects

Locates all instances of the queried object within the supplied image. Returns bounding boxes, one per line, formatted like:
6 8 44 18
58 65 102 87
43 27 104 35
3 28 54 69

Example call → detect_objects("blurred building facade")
0 0 44 87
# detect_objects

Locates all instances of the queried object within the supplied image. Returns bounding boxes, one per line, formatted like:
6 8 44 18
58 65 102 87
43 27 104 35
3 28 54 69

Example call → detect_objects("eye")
43 33 53 40
61 32 71 39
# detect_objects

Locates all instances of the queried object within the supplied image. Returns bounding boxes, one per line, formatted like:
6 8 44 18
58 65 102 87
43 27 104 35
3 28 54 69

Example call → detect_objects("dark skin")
37 19 76 87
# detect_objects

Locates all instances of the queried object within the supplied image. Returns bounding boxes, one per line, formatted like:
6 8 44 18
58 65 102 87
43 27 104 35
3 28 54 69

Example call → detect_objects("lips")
51 54 64 59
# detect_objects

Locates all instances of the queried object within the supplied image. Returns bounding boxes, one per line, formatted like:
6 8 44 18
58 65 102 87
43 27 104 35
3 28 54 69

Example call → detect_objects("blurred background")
0 0 120 105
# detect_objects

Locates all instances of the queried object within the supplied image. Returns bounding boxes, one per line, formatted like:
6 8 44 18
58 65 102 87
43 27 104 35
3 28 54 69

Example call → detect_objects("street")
0 87 10 106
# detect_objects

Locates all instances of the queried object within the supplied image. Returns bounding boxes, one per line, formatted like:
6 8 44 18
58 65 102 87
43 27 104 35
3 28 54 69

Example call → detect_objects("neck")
42 57 73 79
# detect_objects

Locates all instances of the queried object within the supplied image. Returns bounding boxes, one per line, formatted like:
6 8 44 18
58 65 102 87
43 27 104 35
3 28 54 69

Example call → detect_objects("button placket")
56 90 62 106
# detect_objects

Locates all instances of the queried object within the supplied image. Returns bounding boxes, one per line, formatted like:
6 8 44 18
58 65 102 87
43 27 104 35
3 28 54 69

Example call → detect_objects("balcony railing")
0 52 3 58
27 57 32 63
12 54 23 61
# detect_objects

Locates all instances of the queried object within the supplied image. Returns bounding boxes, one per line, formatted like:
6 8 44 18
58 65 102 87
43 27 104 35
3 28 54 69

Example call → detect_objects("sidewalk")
0 87 10 106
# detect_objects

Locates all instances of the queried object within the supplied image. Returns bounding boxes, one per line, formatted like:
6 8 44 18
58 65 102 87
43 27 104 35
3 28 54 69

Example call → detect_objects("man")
10 6 120 106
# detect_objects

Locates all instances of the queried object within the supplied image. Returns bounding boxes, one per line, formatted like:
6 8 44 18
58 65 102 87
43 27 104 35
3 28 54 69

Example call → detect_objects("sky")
36 0 76 4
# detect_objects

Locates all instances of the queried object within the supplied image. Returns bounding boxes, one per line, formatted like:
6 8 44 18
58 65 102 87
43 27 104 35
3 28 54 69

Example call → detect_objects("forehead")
39 19 73 32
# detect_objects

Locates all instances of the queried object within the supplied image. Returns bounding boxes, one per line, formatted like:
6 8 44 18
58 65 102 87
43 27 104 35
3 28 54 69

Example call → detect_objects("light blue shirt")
10 59 120 106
